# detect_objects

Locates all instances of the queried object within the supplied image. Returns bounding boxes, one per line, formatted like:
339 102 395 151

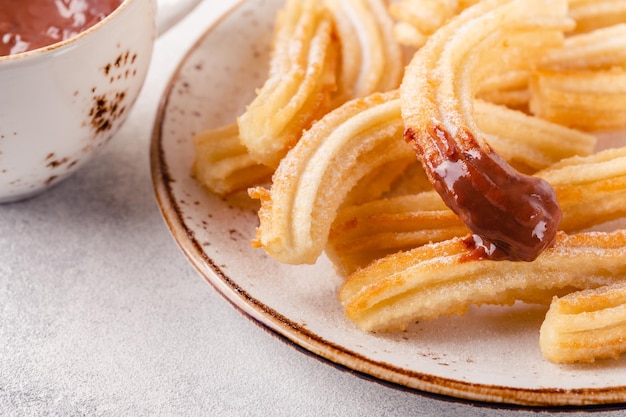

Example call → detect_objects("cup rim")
0 0 133 63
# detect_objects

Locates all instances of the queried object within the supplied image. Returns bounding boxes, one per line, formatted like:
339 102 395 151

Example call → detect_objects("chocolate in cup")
0 0 201 203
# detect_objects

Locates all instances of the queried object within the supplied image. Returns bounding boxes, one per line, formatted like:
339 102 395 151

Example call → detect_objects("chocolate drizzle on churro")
405 124 562 262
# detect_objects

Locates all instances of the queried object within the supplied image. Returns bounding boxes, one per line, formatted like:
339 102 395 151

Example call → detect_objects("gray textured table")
2 1 626 416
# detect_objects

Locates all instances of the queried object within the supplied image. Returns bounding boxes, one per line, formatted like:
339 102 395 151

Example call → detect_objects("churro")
339 230 626 332
540 282 626 363
400 0 573 261
192 123 273 195
237 0 338 168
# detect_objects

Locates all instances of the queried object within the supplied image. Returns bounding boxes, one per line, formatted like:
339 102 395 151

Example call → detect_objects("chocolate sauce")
0 0 123 56
405 124 562 262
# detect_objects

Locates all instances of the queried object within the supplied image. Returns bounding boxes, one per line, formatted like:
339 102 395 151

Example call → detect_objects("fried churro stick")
327 191 467 276
568 0 626 34
238 0 338 168
325 0 404 104
540 281 626 363
472 99 595 172
339 230 626 332
539 147 626 231
250 90 414 265
539 24 626 70
192 123 273 195
529 25 626 131
530 68 626 132
400 0 573 261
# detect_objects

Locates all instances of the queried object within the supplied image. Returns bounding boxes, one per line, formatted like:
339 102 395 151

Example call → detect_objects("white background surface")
2 1 626 416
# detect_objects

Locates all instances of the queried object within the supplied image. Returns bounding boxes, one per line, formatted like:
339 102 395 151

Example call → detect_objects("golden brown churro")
192 123 273 195
540 282 626 363
250 90 414 265
339 230 626 332
568 0 626 34
325 0 404 103
400 0 573 261
237 0 338 168
530 25 626 132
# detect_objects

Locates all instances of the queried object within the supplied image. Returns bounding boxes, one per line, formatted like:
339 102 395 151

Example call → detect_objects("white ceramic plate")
151 0 626 407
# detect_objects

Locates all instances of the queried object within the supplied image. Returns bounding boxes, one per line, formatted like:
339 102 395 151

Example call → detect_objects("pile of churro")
193 0 626 364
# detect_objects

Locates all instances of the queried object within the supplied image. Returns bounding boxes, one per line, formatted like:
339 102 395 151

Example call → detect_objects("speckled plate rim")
149 0 626 408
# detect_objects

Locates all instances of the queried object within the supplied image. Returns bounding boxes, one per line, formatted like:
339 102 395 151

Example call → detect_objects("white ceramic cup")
0 0 202 203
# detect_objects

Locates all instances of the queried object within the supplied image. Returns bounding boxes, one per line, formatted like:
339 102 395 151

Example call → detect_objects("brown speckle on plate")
46 157 69 168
